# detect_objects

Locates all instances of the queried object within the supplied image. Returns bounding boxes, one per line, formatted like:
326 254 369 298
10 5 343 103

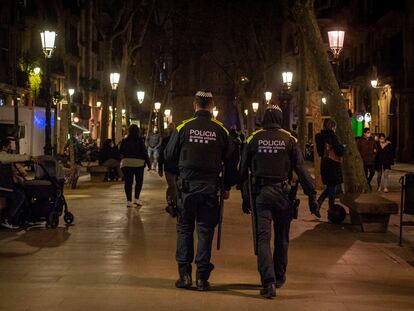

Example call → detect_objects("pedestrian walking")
315 119 345 211
158 122 179 217
165 90 238 291
357 128 377 188
375 133 394 193
119 125 151 208
239 105 320 299
146 127 162 171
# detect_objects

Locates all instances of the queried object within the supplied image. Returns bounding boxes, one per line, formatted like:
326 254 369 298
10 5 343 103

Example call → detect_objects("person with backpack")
315 119 345 211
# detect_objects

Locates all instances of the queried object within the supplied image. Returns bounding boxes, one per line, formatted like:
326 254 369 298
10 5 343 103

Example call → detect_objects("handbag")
324 143 343 163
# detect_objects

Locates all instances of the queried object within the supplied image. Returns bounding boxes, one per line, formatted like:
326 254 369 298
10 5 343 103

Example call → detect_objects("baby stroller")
20 156 74 228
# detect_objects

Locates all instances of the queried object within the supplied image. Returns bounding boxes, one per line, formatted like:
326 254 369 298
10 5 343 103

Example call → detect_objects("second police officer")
165 90 238 291
239 104 320 299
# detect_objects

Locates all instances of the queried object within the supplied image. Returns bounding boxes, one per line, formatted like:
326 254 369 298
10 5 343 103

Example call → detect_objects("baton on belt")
216 166 225 250
248 169 258 256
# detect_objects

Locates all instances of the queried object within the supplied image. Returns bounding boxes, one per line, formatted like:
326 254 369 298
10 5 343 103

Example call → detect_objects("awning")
72 123 90 134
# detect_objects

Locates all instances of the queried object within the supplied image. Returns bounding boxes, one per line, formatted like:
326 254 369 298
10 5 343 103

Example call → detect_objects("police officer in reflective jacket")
239 105 320 299
165 90 238 291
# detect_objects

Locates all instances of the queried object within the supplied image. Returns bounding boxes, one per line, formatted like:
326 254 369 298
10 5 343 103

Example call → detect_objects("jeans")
318 185 338 209
256 202 292 286
364 164 375 186
148 147 159 170
176 191 219 280
121 166 144 202
377 167 390 189
0 188 25 223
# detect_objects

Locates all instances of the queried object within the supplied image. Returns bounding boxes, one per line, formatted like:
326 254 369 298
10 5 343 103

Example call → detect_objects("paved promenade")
0 170 413 311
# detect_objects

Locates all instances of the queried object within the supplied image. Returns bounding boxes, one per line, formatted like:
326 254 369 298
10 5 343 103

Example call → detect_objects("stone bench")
340 193 398 233
87 166 108 182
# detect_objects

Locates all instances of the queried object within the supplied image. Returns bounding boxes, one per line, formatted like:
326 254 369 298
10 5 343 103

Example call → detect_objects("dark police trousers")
176 182 218 280
255 184 292 286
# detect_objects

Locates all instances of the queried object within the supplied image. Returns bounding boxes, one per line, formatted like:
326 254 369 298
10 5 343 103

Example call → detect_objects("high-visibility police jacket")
239 126 315 197
164 110 238 190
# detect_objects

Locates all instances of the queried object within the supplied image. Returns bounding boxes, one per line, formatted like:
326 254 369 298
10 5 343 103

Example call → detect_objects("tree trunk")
293 1 368 193
115 43 129 143
100 39 112 142
298 35 307 154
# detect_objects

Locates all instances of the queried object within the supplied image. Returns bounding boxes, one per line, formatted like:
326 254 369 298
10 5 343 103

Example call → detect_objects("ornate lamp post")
137 91 145 104
265 91 272 104
328 30 345 83
279 71 293 130
327 30 345 60
154 102 161 129
212 107 219 119
252 102 259 130
40 30 56 155
67 89 75 168
110 72 120 141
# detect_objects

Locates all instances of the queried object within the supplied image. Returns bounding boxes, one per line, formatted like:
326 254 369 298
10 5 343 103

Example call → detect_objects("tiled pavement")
0 170 414 311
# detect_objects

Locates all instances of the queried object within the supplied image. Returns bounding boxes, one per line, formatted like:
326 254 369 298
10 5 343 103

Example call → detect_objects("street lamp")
280 71 294 130
154 102 161 111
40 30 56 58
213 108 219 119
40 29 56 155
137 91 145 104
110 72 120 141
322 97 327 104
371 79 378 88
110 73 120 90
265 91 272 103
252 102 259 113
244 109 248 116
252 102 259 131
282 71 293 89
164 109 171 118
328 30 345 59
96 101 102 108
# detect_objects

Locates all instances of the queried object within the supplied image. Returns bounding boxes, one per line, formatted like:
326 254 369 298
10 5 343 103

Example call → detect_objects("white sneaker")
127 201 134 208
1 220 18 229
134 199 143 207
377 187 381 192
383 188 389 193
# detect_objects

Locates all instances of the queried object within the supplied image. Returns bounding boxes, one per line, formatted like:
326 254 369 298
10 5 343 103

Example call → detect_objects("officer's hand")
223 191 230 200
308 197 321 218
242 200 251 214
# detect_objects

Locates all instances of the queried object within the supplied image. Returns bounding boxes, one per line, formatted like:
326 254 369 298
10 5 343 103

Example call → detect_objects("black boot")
260 283 276 299
196 279 210 291
175 274 192 289
275 278 286 289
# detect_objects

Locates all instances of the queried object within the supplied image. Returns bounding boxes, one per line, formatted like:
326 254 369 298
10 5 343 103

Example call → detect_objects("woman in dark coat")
375 133 394 193
315 119 345 210
119 125 151 207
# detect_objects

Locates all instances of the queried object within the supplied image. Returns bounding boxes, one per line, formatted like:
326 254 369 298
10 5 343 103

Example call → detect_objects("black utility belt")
253 177 288 187
177 178 219 192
